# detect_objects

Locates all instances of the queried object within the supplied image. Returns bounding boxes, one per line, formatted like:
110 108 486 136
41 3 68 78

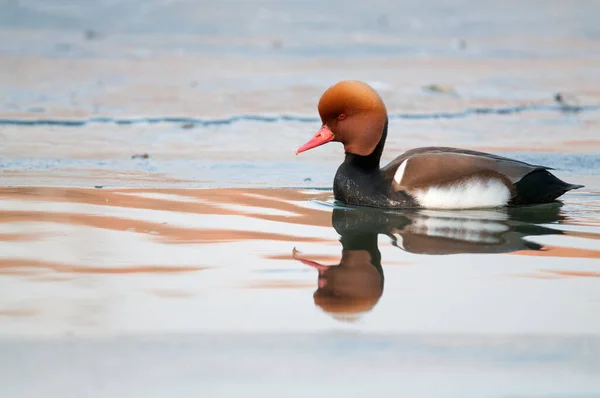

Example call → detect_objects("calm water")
2 186 600 335
1 186 600 396
2 0 600 396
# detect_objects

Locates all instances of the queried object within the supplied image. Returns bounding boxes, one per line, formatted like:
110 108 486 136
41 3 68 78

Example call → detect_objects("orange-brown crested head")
296 81 388 156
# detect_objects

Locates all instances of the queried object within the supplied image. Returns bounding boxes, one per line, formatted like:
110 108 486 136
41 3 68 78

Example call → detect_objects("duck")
296 80 584 209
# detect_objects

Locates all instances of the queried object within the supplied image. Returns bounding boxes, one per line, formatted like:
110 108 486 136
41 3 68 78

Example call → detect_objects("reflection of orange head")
313 292 381 318
307 250 383 320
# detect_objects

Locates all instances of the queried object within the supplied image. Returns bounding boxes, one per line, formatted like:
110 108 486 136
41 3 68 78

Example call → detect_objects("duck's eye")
337 113 346 121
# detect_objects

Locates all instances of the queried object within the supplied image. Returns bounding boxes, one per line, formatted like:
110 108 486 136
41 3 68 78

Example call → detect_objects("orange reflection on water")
545 270 600 278
0 186 599 334
513 245 600 259
0 187 337 285
0 259 207 275
0 187 332 227
0 308 36 318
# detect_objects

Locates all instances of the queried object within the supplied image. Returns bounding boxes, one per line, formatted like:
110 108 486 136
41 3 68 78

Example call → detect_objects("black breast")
333 160 416 208
332 119 417 209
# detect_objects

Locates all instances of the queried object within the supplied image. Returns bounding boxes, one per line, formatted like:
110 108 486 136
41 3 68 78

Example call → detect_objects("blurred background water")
2 0 600 188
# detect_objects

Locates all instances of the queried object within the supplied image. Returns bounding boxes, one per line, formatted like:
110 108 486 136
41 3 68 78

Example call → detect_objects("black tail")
511 170 584 206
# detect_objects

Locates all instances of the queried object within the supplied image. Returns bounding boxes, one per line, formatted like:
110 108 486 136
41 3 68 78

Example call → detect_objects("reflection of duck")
295 203 566 319
294 225 384 321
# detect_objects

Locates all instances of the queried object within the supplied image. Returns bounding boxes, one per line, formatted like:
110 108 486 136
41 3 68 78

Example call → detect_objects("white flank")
410 217 509 243
393 160 408 185
414 178 511 209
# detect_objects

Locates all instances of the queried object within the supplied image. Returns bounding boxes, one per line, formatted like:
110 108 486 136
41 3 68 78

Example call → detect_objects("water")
1 187 599 396
2 0 600 396
1 186 599 335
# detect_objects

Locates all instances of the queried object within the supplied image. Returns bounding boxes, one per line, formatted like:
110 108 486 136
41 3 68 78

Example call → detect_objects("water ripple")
1 104 598 127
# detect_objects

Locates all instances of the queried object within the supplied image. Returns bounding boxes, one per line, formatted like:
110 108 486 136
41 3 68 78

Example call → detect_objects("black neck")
344 119 388 171
340 231 384 286
332 207 390 286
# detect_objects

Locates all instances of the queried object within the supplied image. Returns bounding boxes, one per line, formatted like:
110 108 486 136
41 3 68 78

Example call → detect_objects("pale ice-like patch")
115 192 201 203
365 81 394 91
414 178 511 209
195 199 299 217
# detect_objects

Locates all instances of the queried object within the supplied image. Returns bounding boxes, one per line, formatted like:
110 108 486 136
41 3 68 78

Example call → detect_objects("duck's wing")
382 146 549 188
381 147 557 208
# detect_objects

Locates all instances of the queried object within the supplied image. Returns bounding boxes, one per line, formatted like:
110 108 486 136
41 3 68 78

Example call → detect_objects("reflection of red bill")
294 257 328 272
292 247 329 272
296 125 334 154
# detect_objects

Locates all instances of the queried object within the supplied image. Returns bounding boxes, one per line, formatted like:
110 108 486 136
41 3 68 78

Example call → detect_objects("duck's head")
296 80 388 156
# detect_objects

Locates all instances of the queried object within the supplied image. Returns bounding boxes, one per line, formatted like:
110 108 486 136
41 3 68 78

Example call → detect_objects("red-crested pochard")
296 80 584 209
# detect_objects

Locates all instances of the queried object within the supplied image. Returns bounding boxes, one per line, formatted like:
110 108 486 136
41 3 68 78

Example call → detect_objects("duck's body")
297 81 583 209
334 123 581 209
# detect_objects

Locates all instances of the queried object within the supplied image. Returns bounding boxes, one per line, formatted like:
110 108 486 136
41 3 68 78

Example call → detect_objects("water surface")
1 186 599 335
1 186 600 396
